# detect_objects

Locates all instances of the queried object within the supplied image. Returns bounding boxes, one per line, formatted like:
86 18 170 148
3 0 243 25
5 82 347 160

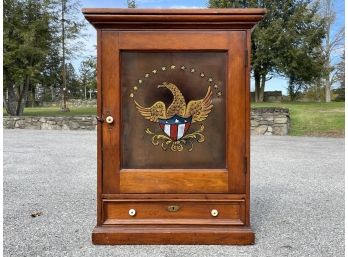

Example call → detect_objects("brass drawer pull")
167 205 180 212
211 209 219 217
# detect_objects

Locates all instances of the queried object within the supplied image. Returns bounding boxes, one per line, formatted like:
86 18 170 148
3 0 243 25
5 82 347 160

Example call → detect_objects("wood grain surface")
84 8 265 245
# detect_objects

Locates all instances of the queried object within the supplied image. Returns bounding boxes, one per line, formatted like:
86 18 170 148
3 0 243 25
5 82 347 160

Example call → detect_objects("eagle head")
157 82 169 88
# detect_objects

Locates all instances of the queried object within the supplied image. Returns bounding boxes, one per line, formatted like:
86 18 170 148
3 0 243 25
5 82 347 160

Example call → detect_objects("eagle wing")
184 86 213 123
134 100 167 122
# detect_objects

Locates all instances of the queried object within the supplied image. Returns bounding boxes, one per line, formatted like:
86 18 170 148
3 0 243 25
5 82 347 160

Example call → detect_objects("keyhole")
167 205 180 212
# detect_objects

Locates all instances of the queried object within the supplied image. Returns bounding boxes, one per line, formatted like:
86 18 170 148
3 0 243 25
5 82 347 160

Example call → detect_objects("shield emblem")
158 115 192 141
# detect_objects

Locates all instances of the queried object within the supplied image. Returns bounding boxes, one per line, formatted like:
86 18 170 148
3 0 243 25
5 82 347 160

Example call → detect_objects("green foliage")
127 0 136 8
332 88 345 102
49 0 86 60
209 0 326 102
208 0 247 8
3 0 86 116
79 56 97 92
302 83 325 101
334 51 345 88
252 102 344 137
4 0 54 115
64 63 80 97
276 2 325 101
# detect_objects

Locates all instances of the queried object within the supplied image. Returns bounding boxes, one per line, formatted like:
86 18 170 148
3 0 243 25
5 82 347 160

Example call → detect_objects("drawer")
102 199 245 225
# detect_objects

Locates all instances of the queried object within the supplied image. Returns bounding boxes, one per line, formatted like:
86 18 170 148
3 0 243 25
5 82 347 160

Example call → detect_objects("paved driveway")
3 130 344 257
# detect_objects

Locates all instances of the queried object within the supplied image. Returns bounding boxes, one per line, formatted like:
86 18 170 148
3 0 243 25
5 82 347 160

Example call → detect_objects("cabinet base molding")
92 225 255 245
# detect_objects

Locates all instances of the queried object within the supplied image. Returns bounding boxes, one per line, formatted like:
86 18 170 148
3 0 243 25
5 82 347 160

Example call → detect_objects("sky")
78 0 345 94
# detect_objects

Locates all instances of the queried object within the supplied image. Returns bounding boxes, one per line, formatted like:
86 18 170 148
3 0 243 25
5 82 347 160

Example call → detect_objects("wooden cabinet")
83 8 265 245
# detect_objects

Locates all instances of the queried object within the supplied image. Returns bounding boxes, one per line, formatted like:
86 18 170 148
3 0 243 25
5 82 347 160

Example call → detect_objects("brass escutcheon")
167 205 180 212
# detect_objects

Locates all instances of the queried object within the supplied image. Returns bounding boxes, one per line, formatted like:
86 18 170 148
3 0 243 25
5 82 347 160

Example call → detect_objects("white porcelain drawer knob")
128 209 136 217
211 209 219 217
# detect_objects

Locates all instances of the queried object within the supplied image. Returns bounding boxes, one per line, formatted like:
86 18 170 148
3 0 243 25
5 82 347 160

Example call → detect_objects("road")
3 130 345 257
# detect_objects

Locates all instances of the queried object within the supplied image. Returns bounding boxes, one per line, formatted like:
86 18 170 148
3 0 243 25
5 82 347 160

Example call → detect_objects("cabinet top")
82 8 266 30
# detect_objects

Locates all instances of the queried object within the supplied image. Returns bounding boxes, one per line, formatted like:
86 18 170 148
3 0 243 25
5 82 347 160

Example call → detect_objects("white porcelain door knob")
105 116 114 124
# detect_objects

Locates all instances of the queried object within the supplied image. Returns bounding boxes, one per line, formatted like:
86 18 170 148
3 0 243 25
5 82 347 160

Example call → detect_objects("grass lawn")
3 106 96 117
4 102 345 137
252 102 345 137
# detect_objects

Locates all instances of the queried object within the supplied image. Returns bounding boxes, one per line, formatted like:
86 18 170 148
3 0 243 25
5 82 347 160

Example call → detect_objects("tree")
41 0 85 103
127 0 136 8
209 0 325 102
334 51 345 89
50 0 86 111
331 51 345 101
65 63 80 97
79 56 97 100
318 0 344 102
61 0 68 111
41 42 62 101
276 2 325 101
4 0 86 115
4 0 53 116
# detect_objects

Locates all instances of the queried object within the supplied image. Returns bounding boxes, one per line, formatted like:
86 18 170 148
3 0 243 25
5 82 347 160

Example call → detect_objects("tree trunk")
314 82 319 102
5 83 18 116
259 74 266 102
51 86 55 101
324 0 332 102
4 68 18 116
288 76 296 101
254 71 260 102
3 97 10 114
16 75 31 116
61 0 69 112
31 85 35 107
325 76 331 102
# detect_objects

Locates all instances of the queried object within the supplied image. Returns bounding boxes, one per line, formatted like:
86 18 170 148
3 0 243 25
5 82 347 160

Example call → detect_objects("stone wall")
250 91 283 102
3 116 97 130
41 99 97 107
251 107 290 136
4 107 290 135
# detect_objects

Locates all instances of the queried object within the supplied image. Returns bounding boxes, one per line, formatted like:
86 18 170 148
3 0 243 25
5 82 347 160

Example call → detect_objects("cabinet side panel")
101 31 121 194
245 29 251 226
227 31 246 193
97 29 103 225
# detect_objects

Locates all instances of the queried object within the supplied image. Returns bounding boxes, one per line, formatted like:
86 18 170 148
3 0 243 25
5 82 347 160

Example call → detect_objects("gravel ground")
3 130 345 257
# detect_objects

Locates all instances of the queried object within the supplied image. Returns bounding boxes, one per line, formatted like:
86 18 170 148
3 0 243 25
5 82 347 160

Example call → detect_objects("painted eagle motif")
134 82 213 123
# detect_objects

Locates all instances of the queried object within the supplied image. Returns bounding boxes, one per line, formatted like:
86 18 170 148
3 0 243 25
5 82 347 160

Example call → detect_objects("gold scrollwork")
145 125 205 152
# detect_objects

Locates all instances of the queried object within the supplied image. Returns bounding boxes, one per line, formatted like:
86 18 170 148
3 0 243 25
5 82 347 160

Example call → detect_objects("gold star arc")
129 64 223 100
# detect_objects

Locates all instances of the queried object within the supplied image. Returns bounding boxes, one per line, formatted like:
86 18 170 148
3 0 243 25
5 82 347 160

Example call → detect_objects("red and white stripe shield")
158 115 192 141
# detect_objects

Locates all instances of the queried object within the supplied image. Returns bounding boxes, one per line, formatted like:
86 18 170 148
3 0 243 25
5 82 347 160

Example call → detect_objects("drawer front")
102 199 245 225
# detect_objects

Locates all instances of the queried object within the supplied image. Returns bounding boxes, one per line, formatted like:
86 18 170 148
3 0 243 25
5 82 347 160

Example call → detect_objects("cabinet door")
100 31 246 194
